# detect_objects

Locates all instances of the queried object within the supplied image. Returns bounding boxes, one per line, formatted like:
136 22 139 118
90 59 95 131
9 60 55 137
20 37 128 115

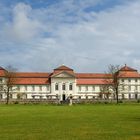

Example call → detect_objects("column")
73 82 76 94
66 82 69 95
51 82 55 94
59 82 62 100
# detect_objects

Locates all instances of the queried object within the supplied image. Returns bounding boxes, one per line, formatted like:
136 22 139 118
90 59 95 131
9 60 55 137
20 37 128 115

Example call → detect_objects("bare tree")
3 65 17 104
105 65 121 104
99 84 112 100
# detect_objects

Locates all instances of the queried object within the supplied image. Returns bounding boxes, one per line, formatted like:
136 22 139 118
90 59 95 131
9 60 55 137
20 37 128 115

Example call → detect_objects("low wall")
0 99 139 104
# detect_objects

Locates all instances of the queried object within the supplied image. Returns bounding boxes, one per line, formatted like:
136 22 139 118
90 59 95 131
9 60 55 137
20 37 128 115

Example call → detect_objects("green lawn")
0 104 140 140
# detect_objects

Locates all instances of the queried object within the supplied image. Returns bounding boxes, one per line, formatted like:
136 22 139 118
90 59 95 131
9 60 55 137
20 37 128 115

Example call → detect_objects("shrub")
137 99 140 103
118 100 123 103
14 101 19 104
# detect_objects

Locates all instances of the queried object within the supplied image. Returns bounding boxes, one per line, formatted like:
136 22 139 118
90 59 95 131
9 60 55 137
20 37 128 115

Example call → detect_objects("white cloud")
1 0 140 72
3 3 44 42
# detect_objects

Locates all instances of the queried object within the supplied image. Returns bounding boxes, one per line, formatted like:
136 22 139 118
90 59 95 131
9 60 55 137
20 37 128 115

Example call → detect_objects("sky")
0 0 140 72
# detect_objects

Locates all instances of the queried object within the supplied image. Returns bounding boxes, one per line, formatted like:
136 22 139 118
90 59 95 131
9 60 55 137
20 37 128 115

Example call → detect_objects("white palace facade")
0 65 140 101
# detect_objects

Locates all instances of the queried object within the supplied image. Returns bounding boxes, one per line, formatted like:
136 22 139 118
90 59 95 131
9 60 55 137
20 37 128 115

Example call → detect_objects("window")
69 83 73 90
135 86 138 91
0 86 3 91
17 86 20 91
122 94 124 99
79 86 81 91
0 79 2 83
62 83 65 90
122 85 125 91
32 86 35 91
128 86 131 91
0 94 2 99
121 79 124 82
135 79 138 82
85 86 88 91
135 94 138 99
86 95 88 99
129 94 131 99
39 86 42 91
9 94 12 99
128 79 131 83
55 83 58 91
46 85 49 91
9 87 12 91
92 86 95 91
25 86 27 91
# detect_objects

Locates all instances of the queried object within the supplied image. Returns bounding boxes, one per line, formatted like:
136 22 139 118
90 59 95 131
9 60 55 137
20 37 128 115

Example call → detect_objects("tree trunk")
6 88 10 104
116 88 119 104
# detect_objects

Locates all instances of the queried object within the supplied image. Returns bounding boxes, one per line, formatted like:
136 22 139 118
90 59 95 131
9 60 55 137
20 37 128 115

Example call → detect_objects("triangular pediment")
54 65 73 71
51 71 75 78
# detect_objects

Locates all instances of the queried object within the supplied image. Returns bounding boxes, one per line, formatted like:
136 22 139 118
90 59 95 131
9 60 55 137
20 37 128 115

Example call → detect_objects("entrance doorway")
62 94 66 101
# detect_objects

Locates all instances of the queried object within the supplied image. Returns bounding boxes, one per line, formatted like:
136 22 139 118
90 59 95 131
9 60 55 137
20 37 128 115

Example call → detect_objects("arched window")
62 83 66 90
69 83 73 90
55 83 59 91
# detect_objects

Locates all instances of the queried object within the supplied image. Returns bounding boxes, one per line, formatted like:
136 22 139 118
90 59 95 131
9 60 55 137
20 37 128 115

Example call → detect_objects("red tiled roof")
14 72 51 78
0 70 5 77
12 78 50 85
118 71 140 78
77 79 111 85
1 64 140 85
76 73 112 78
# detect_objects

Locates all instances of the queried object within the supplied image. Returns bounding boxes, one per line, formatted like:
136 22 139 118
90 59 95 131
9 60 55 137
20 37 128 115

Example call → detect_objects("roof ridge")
120 65 137 71
0 66 5 70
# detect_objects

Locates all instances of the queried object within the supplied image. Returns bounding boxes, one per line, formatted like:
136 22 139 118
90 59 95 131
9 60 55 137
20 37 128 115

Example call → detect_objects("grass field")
0 104 140 140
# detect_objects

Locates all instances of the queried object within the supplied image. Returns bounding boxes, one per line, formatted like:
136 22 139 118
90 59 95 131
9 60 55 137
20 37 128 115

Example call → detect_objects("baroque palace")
0 64 140 101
